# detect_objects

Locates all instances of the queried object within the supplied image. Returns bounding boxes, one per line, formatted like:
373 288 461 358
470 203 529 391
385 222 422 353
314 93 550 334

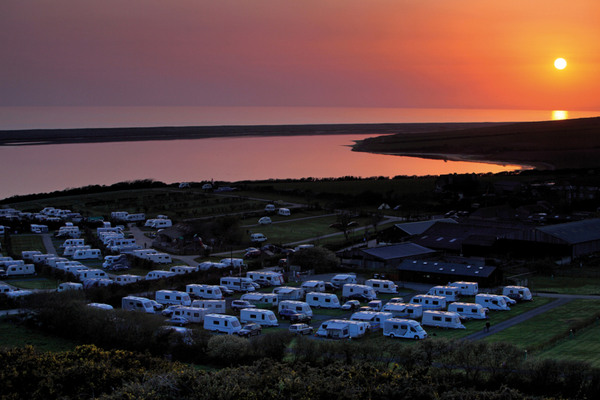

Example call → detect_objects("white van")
186 284 223 299
476 294 510 311
240 309 279 327
365 279 398 294
383 318 427 340
306 292 341 309
278 208 290 216
447 302 488 320
381 303 424 319
331 274 357 287
57 282 83 292
449 281 479 296
350 311 393 331
342 284 377 301
409 295 446 310
155 290 192 306
220 277 256 292
301 280 326 293
427 286 460 302
172 306 209 323
191 299 226 314
278 300 313 317
502 286 533 301
122 296 155 313
250 233 268 243
315 319 369 339
241 293 279 308
272 286 304 301
247 271 285 286
422 310 465 329
203 314 242 334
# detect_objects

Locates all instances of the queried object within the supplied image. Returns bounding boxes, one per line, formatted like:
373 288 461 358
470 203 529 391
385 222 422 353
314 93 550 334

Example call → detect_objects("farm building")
378 218 457 243
337 242 436 270
152 222 207 255
396 259 499 286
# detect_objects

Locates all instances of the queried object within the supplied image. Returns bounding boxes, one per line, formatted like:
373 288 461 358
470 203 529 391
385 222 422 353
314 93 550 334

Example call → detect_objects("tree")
290 246 339 274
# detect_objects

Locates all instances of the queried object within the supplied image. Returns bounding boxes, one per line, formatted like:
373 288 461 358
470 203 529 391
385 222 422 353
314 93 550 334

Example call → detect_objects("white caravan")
305 292 341 309
191 299 226 314
64 265 89 275
449 281 479 296
427 286 461 302
45 257 68 267
197 261 228 271
278 208 290 216
331 273 357 287
240 308 279 327
60 239 85 249
111 211 129 221
278 300 313 317
170 265 197 275
301 280 326 292
422 310 465 329
241 292 279 308
409 295 447 310
145 219 172 229
122 296 155 313
476 294 511 311
146 252 172 264
220 258 246 268
315 319 369 339
381 303 424 319
502 286 533 301
31 253 52 263
447 302 488 320
365 279 398 294
342 284 377 301
30 224 49 233
145 270 177 280
172 306 209 323
72 249 102 260
77 269 107 281
350 311 393 331
155 290 192 306
186 284 223 299
57 282 83 292
246 271 285 286
264 204 276 212
113 274 142 285
21 250 42 261
203 314 242 334
63 245 90 256
383 318 428 340
0 284 14 294
5 264 35 276
272 286 304 300
219 277 256 292
125 213 146 222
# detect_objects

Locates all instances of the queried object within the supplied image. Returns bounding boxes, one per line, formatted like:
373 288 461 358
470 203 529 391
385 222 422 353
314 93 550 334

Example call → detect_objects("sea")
0 106 598 200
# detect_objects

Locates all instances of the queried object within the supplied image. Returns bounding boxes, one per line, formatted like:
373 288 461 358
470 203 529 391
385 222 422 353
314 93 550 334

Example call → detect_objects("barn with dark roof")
397 259 500 286
337 243 437 270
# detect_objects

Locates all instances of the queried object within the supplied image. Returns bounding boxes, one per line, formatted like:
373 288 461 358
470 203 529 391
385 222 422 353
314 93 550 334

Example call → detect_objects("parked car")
237 323 262 338
218 285 234 296
341 300 360 310
347 293 371 302
254 278 272 288
231 300 256 311
289 323 314 335
244 249 261 259
289 312 312 324
500 295 518 305
166 316 189 326
161 305 180 317
387 297 404 304
278 308 297 320
258 217 272 225
148 300 164 312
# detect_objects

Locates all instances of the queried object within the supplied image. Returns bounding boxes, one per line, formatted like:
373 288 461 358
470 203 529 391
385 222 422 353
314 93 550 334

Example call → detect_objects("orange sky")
1 0 598 110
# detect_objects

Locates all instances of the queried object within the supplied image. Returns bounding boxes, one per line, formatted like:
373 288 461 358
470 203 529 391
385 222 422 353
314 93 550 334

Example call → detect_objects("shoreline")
0 122 505 146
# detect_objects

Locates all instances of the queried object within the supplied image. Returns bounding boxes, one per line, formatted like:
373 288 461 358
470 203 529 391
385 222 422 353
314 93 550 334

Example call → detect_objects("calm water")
1 106 598 200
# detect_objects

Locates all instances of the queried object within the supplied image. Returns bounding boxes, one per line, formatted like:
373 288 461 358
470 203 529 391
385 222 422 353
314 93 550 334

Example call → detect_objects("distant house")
152 222 207 255
397 259 499 286
337 243 437 270
500 218 600 261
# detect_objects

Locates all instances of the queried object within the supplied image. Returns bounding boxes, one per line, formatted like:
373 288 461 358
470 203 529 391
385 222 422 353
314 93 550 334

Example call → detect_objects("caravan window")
224 320 228 327
407 309 414 315
410 327 416 332
325 298 330 303
456 307 464 312
433 301 439 305
214 320 220 326
433 316 442 322
232 320 240 327
445 317 452 322
471 308 477 313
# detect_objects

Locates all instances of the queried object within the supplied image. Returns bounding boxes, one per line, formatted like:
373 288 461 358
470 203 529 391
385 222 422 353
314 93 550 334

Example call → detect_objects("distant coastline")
0 122 504 146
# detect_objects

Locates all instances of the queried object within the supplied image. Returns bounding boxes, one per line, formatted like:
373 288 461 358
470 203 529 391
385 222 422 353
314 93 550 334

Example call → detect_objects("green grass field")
8 278 59 290
482 299 600 350
8 234 47 255
531 275 600 295
536 322 600 368
0 318 77 352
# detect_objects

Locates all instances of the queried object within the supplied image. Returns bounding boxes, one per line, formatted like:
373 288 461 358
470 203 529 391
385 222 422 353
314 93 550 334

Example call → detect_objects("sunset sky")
1 0 599 110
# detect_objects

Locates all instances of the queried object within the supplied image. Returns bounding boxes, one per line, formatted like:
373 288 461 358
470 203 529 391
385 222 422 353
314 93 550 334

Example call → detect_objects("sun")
554 58 567 70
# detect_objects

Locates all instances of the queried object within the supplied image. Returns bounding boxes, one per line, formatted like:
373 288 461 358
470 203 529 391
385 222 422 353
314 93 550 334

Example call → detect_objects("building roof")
536 218 600 245
360 243 436 260
394 218 458 236
397 259 496 278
